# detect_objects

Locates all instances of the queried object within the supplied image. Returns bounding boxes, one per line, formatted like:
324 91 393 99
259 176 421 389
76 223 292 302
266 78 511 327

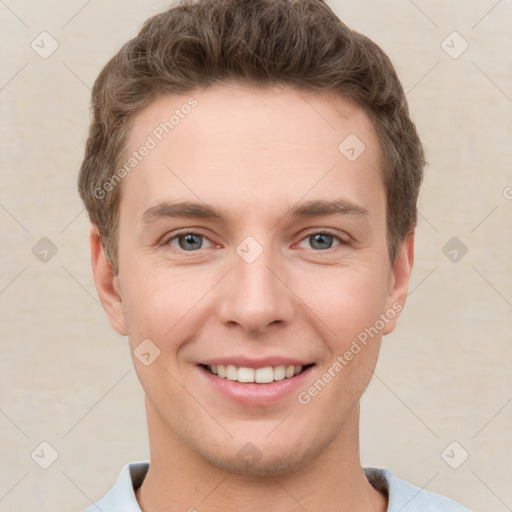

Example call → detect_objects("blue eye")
307 233 339 250
168 232 208 251
296 231 343 251
164 230 345 253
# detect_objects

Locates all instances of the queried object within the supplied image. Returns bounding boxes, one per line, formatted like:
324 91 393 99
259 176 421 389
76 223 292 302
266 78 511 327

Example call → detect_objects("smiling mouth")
200 363 315 384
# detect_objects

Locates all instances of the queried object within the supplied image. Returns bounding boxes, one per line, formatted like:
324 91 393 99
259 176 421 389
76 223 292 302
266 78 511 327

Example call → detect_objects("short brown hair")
78 0 425 273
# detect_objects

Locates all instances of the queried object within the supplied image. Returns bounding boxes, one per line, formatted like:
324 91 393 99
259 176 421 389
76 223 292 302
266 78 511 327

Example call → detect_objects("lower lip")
197 365 315 406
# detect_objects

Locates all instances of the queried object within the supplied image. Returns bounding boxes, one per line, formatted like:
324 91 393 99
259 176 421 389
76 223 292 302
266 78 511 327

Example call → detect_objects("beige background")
1 1 511 511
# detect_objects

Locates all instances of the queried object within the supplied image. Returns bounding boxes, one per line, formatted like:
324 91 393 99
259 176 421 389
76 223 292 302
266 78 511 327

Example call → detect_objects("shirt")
83 462 472 512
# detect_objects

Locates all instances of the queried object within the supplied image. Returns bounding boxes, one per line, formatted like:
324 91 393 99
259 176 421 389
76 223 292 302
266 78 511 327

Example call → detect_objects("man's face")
94 85 412 474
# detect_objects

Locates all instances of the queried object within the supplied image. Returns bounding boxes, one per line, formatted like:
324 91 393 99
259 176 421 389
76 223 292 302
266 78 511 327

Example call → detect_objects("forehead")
120 85 384 224
127 84 378 157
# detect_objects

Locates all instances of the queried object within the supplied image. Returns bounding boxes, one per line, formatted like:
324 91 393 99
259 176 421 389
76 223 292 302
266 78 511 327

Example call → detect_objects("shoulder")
364 467 472 512
82 462 149 512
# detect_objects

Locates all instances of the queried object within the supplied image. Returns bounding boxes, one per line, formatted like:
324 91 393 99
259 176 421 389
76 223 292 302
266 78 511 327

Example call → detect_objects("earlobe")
382 231 415 335
90 225 127 336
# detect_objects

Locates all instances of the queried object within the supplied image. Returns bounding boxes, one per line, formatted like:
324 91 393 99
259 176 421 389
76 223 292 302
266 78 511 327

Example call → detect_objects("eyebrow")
141 199 369 226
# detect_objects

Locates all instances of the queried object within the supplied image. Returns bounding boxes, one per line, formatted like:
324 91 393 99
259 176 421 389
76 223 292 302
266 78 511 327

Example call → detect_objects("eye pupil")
310 233 333 250
179 233 203 250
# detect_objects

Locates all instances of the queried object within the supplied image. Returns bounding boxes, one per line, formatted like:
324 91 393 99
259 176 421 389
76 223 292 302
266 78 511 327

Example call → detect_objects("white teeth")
238 367 255 383
226 365 238 381
273 365 286 381
255 366 274 383
209 364 305 383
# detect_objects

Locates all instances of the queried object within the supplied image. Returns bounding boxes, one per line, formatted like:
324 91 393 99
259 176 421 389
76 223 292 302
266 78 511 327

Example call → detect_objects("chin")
195 435 323 476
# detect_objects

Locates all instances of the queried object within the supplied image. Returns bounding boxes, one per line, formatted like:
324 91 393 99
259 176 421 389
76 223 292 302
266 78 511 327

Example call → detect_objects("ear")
382 231 415 335
90 225 127 336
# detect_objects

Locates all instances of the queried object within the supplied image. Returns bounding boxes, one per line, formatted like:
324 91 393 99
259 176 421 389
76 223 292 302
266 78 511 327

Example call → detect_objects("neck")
136 401 387 512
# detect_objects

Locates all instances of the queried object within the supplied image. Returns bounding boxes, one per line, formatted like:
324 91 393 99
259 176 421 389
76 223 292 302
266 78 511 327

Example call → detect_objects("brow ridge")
141 199 369 225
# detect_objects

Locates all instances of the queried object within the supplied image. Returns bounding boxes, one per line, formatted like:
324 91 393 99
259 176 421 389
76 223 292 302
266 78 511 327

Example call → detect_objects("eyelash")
162 229 349 253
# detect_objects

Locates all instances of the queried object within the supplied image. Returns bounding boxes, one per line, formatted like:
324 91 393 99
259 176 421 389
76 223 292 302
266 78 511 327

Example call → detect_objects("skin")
91 84 414 512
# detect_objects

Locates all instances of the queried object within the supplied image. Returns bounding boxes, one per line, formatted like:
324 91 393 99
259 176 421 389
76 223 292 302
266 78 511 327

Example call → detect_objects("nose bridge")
216 235 294 332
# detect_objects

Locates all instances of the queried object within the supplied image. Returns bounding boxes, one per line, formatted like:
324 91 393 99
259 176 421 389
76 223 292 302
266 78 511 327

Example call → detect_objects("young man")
78 0 471 510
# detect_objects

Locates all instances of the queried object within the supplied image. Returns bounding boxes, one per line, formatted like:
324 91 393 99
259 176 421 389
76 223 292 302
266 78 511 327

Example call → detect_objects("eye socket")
165 231 214 251
296 231 345 251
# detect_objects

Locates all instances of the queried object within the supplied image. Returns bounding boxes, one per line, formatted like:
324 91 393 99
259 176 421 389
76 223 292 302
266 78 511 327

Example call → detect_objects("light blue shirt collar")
83 462 471 511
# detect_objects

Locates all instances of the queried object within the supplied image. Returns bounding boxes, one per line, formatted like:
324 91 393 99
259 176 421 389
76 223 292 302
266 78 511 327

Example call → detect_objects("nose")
216 239 295 335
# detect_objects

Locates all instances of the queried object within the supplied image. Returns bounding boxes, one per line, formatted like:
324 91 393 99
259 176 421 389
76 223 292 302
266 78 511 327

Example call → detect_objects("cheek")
296 264 389 391
121 269 198 400
120 265 177 340
299 264 391 339
120 263 219 360
119 239 392 352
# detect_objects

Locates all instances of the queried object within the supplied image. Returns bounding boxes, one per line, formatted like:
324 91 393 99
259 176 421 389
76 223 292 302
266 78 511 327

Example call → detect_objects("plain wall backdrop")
1 1 511 510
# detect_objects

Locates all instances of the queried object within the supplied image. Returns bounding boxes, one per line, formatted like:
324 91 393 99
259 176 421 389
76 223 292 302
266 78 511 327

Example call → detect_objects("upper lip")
199 357 315 368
